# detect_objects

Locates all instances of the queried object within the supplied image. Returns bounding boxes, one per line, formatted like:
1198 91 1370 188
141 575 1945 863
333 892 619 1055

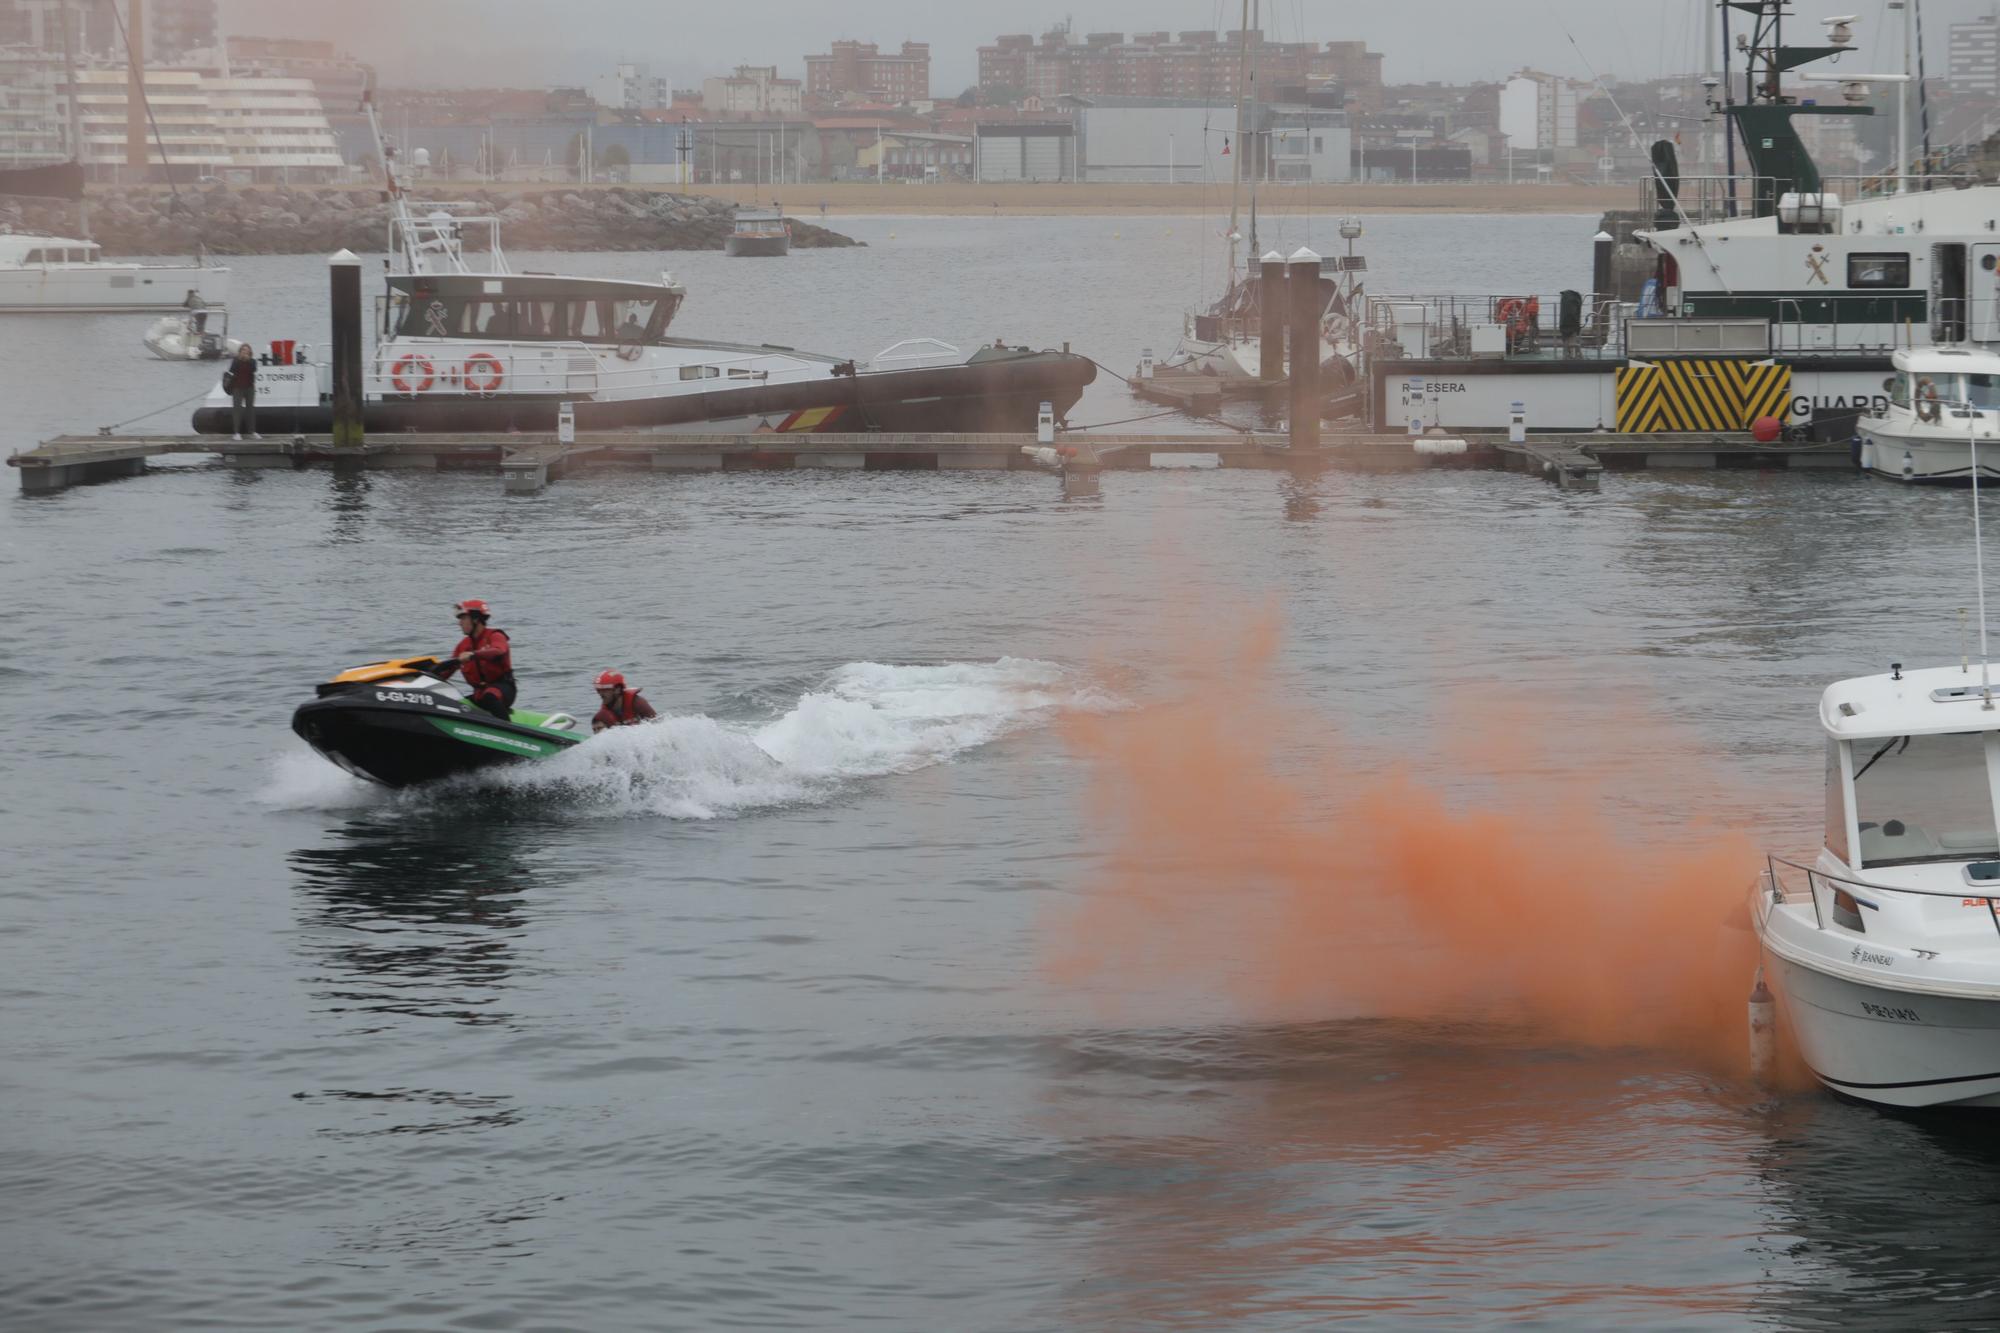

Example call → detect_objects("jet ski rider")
439 599 516 720
591 670 657 733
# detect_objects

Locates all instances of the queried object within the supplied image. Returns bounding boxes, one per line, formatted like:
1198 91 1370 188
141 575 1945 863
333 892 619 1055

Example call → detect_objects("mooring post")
329 249 363 452
1287 247 1321 454
1259 251 1286 384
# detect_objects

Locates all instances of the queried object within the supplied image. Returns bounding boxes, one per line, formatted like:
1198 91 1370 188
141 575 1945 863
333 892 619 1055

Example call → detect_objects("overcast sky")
219 0 2000 92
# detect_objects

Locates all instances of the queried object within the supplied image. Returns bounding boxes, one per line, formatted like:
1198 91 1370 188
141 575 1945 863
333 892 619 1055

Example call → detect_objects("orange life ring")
390 353 435 394
1917 379 1941 423
463 352 505 395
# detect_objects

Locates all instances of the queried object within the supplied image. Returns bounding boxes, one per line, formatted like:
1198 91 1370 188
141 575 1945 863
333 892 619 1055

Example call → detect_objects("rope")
101 383 221 434
1064 408 1205 432
109 2 208 263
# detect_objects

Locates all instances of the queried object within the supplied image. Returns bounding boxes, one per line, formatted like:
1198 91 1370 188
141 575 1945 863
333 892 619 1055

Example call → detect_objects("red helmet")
453 599 490 617
594 670 625 688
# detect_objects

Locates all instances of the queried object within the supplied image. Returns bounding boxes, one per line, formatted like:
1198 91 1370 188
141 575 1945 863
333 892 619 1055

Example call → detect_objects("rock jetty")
0 184 861 256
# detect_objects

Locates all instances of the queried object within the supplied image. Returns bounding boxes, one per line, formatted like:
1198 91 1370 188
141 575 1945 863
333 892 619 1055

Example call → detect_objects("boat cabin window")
394 291 664 343
1969 374 2000 410
23 248 45 263
678 365 721 380
1825 740 1850 862
1850 731 2000 866
1890 373 1910 408
1848 253 1910 289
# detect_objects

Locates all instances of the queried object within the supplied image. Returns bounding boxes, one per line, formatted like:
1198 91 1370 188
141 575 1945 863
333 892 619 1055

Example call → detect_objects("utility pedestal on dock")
328 249 363 453
1259 251 1286 383
1287 247 1321 454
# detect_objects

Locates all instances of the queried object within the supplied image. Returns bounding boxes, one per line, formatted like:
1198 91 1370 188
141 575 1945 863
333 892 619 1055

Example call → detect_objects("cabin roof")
0 234 94 259
1823 663 2000 739
387 271 684 299
1893 346 2000 377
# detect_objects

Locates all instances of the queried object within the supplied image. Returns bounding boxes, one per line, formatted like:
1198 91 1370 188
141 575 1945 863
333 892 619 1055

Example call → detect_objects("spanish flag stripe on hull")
776 405 844 432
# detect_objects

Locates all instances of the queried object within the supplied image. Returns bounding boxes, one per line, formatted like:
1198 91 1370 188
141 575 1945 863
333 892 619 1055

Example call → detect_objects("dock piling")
1287 247 1321 454
1259 251 1286 384
328 249 363 452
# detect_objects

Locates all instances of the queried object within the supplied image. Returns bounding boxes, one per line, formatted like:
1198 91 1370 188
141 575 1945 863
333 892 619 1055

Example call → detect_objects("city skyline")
216 0 2000 93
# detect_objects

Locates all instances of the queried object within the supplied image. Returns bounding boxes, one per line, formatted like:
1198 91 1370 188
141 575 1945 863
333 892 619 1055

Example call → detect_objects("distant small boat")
143 304 243 361
725 208 790 258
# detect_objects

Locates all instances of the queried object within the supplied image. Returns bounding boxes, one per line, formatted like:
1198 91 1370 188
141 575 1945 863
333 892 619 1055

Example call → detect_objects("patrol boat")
192 94 1091 436
292 656 582 789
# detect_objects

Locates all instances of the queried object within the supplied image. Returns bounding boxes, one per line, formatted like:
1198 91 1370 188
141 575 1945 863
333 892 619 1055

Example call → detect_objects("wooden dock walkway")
8 428 1856 494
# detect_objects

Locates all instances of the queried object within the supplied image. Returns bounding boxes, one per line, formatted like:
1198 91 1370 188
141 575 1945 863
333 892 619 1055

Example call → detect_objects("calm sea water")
5 214 2000 1331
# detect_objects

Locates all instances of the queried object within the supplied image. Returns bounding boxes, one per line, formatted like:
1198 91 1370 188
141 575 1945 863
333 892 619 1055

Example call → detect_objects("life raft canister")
463 352 505 394
391 353 436 394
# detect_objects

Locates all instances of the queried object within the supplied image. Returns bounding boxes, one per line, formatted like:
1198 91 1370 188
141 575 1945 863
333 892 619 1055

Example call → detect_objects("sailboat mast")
1247 0 1259 258
59 0 87 237
1226 0 1249 282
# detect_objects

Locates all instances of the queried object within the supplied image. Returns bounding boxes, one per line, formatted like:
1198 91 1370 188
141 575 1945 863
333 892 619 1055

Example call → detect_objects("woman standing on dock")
223 344 259 441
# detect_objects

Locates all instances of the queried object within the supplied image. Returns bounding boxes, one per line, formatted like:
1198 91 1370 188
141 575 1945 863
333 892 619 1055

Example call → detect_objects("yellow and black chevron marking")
1615 360 1792 433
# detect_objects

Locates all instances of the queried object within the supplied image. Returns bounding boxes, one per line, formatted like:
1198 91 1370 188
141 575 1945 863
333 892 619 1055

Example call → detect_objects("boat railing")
1361 291 1623 362
388 207 509 277
1638 173 1977 227
1764 853 2000 938
866 338 960 371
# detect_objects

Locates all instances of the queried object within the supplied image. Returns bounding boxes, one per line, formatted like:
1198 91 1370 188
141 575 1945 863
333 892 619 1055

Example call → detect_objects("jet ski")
291 655 583 788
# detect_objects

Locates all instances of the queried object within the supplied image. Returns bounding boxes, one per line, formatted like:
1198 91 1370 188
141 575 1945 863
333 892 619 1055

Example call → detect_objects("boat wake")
262 658 1116 820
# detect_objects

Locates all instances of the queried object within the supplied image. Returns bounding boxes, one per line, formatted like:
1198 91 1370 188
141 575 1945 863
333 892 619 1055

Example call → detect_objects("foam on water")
265 659 1112 820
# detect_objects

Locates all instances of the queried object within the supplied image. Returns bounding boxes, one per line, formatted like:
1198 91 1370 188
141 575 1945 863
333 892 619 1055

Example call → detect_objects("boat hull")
724 234 789 257
1857 426 2000 484
1763 947 2000 1108
291 695 580 788
0 263 227 313
193 349 1095 436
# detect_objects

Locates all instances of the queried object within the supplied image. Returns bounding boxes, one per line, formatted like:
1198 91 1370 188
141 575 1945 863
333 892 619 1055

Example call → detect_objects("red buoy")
1751 415 1782 443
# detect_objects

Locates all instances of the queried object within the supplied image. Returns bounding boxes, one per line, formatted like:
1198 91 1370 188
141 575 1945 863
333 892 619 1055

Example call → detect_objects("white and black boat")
1856 347 2000 483
193 98 1089 436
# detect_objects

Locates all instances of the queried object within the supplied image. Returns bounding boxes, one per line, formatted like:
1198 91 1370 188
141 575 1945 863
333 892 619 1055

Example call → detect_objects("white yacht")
192 95 1091 436
1754 663 2000 1108
1857 347 2000 482
0 233 227 313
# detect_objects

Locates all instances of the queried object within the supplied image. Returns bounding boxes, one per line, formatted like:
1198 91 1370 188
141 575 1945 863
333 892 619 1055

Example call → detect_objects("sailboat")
0 0 227 314
1169 0 1362 392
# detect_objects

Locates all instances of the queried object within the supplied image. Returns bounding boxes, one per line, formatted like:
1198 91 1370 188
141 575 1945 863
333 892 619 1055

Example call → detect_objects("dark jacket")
223 357 257 397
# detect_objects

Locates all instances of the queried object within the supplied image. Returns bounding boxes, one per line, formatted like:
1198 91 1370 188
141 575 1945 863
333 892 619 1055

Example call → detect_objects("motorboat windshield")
1850 730 2000 866
382 273 684 344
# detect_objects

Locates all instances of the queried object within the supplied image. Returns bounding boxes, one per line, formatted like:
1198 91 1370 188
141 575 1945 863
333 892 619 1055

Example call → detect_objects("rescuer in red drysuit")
438 599 516 720
591 670 657 733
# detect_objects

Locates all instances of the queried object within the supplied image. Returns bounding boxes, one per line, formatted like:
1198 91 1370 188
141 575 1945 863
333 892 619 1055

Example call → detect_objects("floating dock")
8 429 1854 494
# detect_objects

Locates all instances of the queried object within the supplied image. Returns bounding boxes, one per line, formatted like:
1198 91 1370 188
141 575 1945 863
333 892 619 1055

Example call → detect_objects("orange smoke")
1052 615 1773 1077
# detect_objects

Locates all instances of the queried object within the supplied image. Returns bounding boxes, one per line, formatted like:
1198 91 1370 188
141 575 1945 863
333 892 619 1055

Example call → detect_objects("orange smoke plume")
1052 614 1772 1077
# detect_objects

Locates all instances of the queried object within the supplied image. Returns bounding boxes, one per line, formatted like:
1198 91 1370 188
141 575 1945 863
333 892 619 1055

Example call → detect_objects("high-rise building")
0 45 66 161
0 0 117 56
591 62 674 111
1949 15 1999 97
976 28 1381 108
1498 69 1578 152
225 36 372 123
803 40 929 103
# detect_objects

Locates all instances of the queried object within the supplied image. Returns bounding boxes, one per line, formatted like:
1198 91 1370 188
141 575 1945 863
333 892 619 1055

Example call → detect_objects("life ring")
463 352 505 394
615 343 644 362
1917 379 1941 423
390 353 435 394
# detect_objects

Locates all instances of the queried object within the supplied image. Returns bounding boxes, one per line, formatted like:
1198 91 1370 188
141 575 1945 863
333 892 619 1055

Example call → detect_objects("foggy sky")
219 0 1999 93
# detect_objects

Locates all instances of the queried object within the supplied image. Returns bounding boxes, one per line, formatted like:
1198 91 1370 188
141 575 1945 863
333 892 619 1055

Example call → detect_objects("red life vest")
452 625 513 688
593 687 653 730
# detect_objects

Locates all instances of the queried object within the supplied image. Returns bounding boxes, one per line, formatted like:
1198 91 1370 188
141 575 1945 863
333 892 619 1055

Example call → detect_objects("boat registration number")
376 689 442 706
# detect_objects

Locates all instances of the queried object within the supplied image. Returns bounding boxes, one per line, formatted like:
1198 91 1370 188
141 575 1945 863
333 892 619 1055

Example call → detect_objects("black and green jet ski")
291 655 584 788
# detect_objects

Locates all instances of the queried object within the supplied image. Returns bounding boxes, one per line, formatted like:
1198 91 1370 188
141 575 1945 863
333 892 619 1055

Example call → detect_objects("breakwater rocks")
0 185 861 256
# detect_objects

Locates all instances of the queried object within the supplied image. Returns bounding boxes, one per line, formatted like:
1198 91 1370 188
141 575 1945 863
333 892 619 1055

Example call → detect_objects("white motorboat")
143 306 243 361
0 233 228 313
1856 347 2000 482
1753 661 2000 1108
191 94 1091 436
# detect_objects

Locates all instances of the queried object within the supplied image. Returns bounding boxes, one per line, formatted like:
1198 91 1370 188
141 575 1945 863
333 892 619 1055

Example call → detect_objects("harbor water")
6 214 2000 1330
